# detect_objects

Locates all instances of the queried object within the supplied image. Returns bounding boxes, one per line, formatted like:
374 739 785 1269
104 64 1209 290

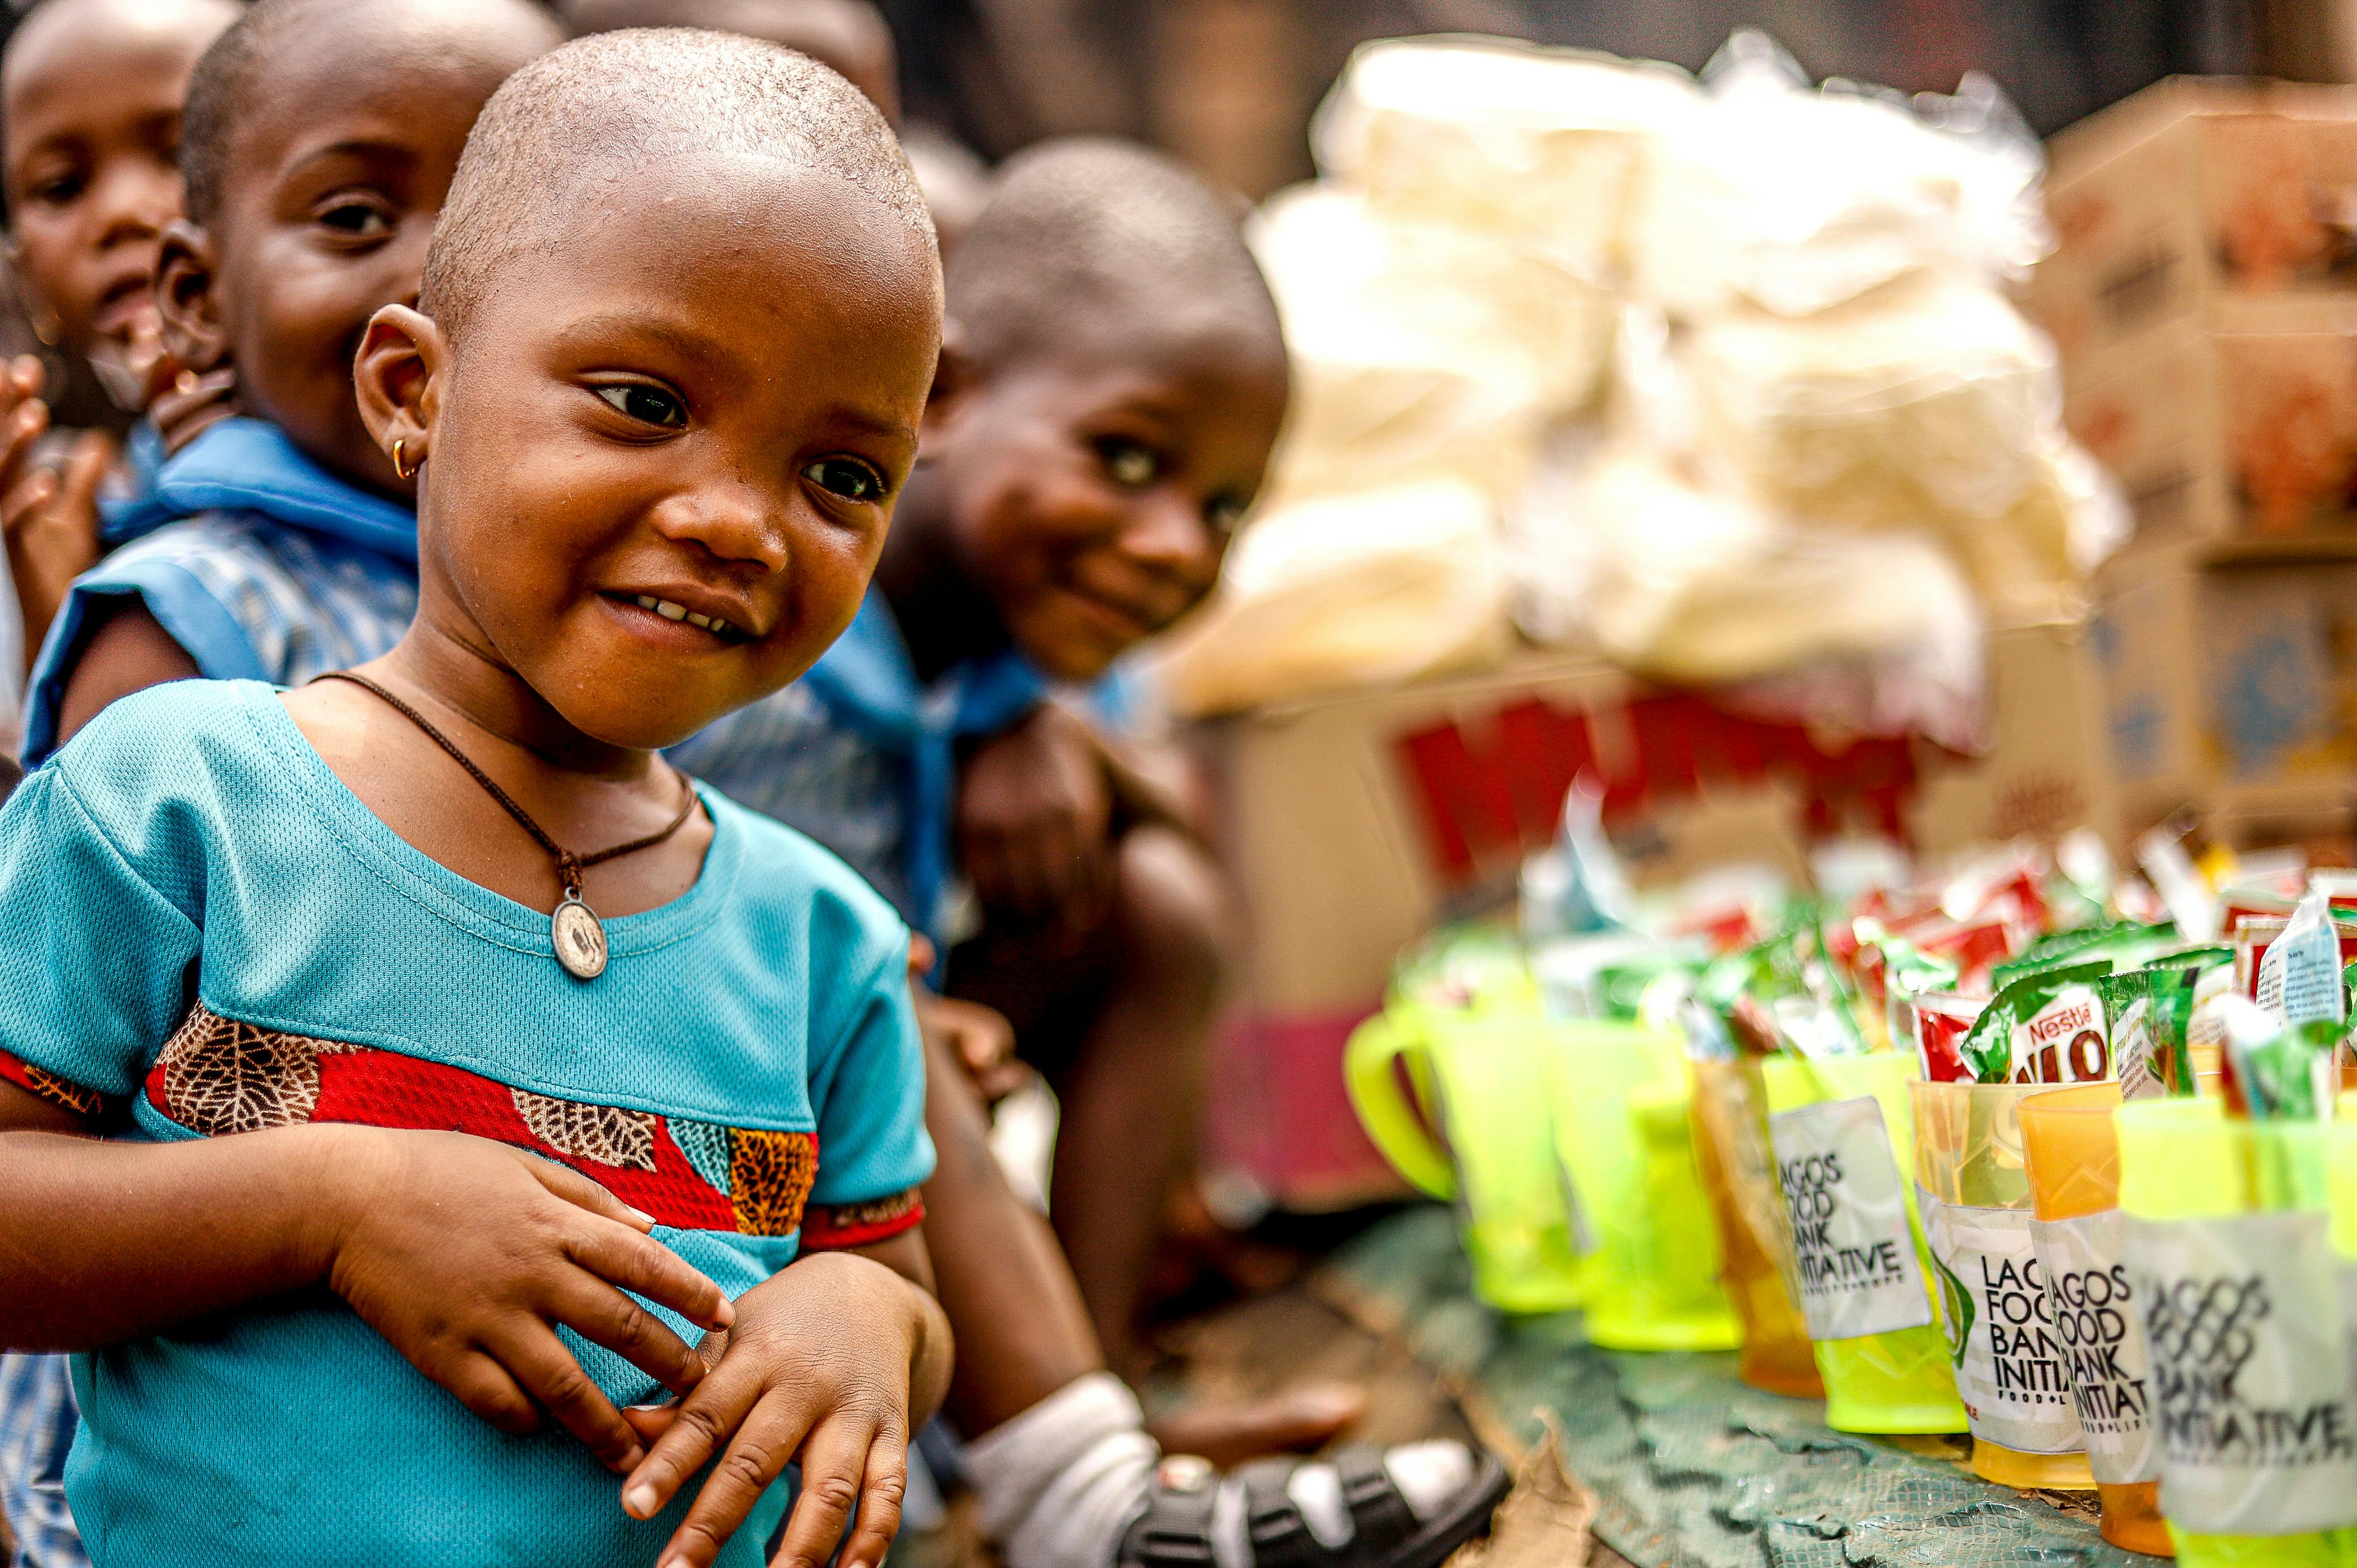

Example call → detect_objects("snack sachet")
2233 905 2357 998
1913 991 1988 1083
1988 923 2172 994
2098 945 2231 1100
1849 926 1958 1054
2254 888 2348 1028
2213 995 2345 1120
1954 960 2113 1084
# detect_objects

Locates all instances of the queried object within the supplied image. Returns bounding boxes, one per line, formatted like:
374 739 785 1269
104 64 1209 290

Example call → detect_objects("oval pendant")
551 896 609 980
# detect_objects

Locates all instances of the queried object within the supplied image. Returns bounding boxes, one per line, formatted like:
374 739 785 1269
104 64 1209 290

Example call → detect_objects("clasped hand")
315 1126 932 1568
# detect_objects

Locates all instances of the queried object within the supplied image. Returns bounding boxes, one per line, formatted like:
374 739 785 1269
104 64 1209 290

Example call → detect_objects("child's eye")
315 198 392 238
1095 437 1161 489
595 384 687 429
25 169 83 207
803 457 886 503
1206 494 1249 536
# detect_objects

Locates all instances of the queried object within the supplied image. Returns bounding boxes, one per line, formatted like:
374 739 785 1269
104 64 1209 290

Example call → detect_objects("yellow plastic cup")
1691 1056 1824 1397
2116 1101 2356 1564
1542 1022 1741 1350
1760 1053 1967 1434
1344 1004 1586 1313
1912 1079 2098 1491
2018 1083 2173 1557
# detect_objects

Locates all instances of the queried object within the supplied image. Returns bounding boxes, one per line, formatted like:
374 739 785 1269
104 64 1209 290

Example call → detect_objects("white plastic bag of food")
1509 445 1985 743
1311 33 1697 280
1627 31 2049 319
1158 480 1513 718
1682 270 2057 530
1248 185 1610 503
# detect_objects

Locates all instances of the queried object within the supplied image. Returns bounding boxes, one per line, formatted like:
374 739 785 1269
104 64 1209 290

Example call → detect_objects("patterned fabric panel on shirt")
669 683 915 923
72 1005 922 1244
107 511 416 684
0 1353 84 1568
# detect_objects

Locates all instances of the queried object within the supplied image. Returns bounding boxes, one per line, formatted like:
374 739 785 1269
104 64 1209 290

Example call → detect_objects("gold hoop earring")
391 438 417 481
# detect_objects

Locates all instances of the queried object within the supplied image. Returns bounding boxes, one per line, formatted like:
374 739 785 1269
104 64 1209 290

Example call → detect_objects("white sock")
963 1373 1159 1568
963 1376 1479 1568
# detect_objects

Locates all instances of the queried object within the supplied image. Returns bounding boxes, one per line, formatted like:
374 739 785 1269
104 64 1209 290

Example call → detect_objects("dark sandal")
1120 1444 1511 1568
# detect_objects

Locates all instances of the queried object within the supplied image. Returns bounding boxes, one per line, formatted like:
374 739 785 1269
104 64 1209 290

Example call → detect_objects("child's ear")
353 304 445 465
155 220 228 373
917 322 977 458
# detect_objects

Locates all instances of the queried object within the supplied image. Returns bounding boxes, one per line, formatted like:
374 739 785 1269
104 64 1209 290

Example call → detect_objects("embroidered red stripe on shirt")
0 1047 108 1119
137 1004 822 1237
801 1189 925 1250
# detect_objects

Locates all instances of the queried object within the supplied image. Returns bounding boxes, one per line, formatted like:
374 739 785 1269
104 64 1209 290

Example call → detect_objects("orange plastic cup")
2018 1084 2172 1558
1911 1080 2098 1492
1691 1056 1823 1398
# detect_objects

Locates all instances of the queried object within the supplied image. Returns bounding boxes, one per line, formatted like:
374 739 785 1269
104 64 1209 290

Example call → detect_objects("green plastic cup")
1345 1004 1586 1313
1542 1021 1740 1351
1762 1052 1968 1434
2116 1101 2357 1562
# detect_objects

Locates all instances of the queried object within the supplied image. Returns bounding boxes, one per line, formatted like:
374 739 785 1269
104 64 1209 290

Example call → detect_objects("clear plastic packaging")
1627 31 2050 319
1157 480 1513 718
1248 184 1609 504
1310 33 1697 282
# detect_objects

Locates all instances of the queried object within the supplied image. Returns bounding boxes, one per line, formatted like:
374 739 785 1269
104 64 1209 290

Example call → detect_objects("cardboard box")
2092 548 2357 829
1201 619 2119 1208
2062 297 2357 548
2024 78 2357 366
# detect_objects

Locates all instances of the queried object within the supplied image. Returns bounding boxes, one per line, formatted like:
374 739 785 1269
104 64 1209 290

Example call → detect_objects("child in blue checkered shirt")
19 0 563 763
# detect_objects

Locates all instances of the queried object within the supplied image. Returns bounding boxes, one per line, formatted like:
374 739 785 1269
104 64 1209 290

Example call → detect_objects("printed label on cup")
1919 1194 2086 1454
2032 1209 2159 1482
2124 1209 2357 1534
1768 1096 1932 1340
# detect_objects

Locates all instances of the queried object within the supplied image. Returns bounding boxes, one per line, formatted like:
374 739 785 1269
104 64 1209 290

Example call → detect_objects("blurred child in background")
672 138 1511 1568
0 0 237 725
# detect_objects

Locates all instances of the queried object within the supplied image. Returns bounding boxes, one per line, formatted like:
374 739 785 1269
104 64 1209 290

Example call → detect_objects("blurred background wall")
880 0 2292 198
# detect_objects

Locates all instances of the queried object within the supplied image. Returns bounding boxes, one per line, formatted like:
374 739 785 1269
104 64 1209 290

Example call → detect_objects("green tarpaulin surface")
1324 1206 2148 1568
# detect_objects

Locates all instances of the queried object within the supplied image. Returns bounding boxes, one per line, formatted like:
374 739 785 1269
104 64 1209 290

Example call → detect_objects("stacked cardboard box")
2027 79 2357 843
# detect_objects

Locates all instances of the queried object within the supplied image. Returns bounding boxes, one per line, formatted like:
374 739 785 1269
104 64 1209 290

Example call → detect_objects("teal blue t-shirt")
0 680 934 1567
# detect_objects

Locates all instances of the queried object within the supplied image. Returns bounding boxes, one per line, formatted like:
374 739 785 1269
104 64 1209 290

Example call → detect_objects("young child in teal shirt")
0 29 951 1568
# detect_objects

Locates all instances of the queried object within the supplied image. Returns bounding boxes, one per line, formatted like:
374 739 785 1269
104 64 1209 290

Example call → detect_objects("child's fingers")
543 1269 710 1400
621 1356 764 1523
486 1318 647 1473
827 1429 911 1568
561 1218 735 1334
755 1416 882 1568
1 468 57 536
519 1148 661 1230
0 393 48 496
439 1347 545 1438
57 431 112 514
0 355 40 410
623 1402 682 1444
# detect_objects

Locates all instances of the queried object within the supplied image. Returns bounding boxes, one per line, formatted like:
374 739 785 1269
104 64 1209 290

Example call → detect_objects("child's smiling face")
2 0 234 361
161 3 558 495
365 154 942 750
929 330 1287 683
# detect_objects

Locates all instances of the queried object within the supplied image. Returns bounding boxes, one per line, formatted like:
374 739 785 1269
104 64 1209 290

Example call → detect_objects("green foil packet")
1956 959 2113 1084
2099 945 2231 1101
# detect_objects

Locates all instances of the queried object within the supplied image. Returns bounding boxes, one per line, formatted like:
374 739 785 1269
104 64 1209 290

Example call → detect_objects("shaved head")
5 0 240 102
181 0 564 223
947 138 1280 378
422 27 933 342
556 0 899 120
